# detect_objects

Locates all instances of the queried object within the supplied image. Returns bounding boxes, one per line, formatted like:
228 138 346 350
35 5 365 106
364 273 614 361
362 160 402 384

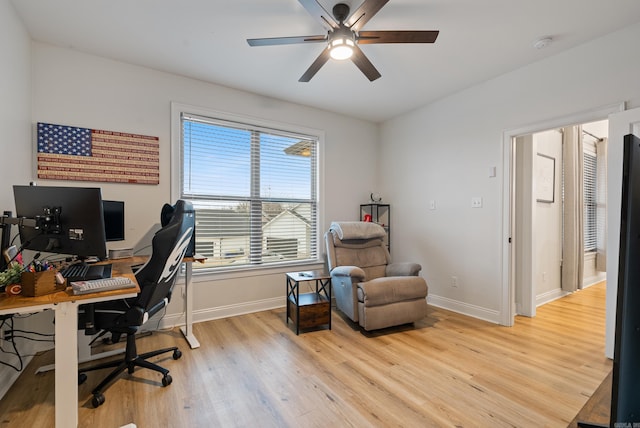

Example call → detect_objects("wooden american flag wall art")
36 122 159 185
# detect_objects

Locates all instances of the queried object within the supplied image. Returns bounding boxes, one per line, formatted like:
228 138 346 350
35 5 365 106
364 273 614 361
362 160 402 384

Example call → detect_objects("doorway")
500 103 623 327
513 120 608 318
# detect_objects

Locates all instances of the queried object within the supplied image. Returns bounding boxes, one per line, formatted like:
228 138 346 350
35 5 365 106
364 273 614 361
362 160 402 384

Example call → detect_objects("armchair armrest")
330 265 365 323
331 265 366 281
386 262 422 277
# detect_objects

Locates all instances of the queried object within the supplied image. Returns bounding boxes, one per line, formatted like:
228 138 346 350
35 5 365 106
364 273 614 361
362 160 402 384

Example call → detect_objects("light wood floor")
0 282 611 427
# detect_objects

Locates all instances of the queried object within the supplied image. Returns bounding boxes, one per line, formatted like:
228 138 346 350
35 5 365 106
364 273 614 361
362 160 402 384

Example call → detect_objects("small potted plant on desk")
0 263 24 295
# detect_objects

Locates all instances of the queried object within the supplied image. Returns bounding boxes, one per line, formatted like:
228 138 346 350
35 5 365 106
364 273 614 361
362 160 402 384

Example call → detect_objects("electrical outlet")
429 200 436 210
471 197 483 208
451 276 458 288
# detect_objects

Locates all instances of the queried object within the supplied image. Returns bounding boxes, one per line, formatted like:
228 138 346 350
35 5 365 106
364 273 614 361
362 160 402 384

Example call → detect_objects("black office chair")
78 200 195 408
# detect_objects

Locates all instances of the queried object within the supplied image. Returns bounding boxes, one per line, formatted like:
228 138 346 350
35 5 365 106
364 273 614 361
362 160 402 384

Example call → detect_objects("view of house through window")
179 112 319 270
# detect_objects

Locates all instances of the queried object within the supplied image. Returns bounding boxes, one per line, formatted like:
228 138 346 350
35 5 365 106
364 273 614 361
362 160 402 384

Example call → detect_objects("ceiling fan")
247 0 439 82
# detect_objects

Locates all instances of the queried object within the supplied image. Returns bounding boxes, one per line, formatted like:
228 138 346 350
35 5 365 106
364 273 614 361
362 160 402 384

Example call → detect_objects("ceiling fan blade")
350 45 381 81
298 0 339 31
357 30 440 44
299 48 331 82
346 0 389 32
247 35 326 47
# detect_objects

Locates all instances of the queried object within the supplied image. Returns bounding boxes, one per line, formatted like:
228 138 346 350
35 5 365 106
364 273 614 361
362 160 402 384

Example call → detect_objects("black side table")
285 270 332 334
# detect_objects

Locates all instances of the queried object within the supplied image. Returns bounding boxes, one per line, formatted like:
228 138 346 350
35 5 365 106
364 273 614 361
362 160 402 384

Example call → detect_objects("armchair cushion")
330 221 386 240
357 276 428 307
386 262 422 277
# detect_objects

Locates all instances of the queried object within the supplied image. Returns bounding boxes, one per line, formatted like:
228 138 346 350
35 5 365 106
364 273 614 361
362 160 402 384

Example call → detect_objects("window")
173 105 321 271
583 148 597 252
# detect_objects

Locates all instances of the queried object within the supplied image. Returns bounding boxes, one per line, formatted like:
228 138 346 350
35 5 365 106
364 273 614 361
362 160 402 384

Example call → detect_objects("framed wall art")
536 153 555 203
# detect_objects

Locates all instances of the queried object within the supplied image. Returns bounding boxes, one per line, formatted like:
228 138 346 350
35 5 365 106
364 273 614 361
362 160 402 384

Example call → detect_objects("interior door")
605 106 640 358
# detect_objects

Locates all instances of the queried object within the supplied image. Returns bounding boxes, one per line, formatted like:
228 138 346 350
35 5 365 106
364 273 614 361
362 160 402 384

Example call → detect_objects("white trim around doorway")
500 102 625 327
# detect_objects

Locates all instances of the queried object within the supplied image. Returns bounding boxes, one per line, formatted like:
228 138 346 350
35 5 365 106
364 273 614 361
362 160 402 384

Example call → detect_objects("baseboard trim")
427 295 501 324
536 288 569 307
160 297 285 329
159 295 501 330
583 273 606 288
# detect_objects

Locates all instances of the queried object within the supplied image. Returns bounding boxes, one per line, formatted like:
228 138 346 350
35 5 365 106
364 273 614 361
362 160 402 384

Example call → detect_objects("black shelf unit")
359 203 390 251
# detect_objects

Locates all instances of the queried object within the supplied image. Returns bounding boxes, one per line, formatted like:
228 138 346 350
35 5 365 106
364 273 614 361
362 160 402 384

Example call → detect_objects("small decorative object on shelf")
370 192 382 203
360 203 390 251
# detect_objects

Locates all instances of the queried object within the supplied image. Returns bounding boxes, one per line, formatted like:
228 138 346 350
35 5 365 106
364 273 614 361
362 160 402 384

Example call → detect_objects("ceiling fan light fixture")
247 0 440 82
329 37 354 60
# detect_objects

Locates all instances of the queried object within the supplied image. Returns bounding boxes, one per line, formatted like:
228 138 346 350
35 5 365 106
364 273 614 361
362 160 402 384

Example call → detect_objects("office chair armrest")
120 305 145 327
386 262 422 277
331 265 366 281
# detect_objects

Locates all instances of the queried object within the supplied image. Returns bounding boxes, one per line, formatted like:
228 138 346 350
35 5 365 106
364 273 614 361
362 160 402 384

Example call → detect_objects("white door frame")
501 102 625 327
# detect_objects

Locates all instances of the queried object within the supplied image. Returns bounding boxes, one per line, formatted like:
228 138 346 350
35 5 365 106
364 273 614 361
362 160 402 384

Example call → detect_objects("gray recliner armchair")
325 221 428 331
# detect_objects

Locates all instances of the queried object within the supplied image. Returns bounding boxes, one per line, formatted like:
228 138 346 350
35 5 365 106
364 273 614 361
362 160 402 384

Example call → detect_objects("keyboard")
70 276 136 295
61 263 112 282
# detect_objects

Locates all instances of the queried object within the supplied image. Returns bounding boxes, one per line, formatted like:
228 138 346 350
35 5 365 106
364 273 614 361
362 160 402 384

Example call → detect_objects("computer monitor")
610 133 640 424
13 185 108 260
103 200 125 242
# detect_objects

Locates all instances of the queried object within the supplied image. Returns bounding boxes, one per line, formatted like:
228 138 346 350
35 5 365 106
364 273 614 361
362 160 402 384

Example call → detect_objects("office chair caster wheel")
92 393 105 408
78 373 87 385
162 374 172 387
173 349 182 360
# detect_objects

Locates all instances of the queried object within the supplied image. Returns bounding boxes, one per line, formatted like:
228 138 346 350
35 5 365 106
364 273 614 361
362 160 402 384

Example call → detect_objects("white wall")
533 130 563 305
0 0 41 399
0 0 31 210
380 22 640 324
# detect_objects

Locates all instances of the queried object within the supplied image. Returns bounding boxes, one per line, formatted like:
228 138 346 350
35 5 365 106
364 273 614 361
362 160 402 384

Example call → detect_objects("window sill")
189 260 326 282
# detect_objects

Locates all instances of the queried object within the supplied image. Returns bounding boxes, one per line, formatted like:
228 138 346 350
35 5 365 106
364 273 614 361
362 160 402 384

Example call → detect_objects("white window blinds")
583 146 597 252
180 112 319 270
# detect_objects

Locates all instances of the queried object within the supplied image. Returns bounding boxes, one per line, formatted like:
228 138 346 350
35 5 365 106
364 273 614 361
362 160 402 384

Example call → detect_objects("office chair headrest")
161 200 194 226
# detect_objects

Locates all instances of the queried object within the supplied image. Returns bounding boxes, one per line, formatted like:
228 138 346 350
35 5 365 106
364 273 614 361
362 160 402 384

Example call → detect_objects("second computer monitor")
103 200 125 242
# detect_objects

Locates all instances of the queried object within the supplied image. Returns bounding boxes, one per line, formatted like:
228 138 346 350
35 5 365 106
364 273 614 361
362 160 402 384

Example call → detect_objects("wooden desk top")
0 254 206 314
0 261 139 314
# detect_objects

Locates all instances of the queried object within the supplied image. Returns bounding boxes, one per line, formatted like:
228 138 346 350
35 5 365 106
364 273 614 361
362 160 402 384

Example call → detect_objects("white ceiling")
10 0 640 123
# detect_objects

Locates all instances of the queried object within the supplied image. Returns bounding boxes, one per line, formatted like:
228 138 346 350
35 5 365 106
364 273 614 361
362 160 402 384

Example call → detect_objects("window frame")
171 102 325 275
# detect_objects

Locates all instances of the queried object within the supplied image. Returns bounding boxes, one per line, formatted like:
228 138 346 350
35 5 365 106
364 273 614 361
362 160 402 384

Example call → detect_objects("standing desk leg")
55 301 79 428
180 261 200 349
